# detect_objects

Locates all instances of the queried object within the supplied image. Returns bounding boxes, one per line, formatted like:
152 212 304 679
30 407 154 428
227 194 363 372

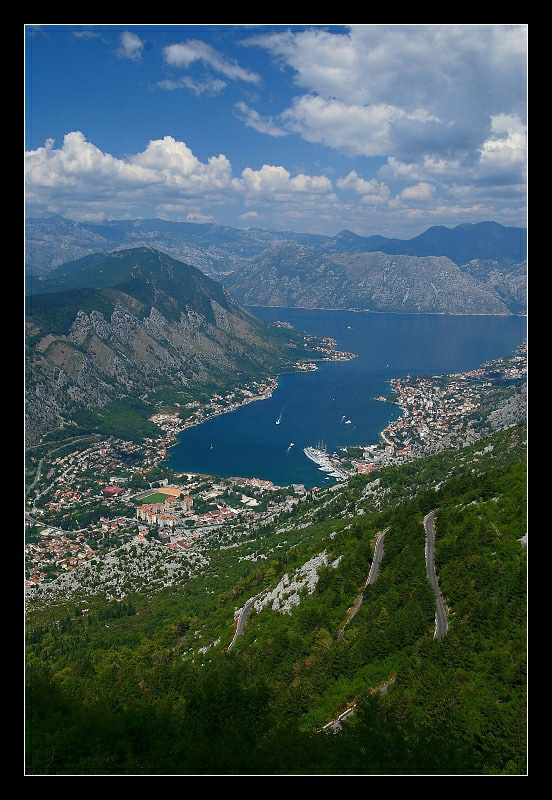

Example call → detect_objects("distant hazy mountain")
26 216 526 315
224 244 518 315
26 216 526 278
25 247 325 446
321 221 526 265
25 215 328 279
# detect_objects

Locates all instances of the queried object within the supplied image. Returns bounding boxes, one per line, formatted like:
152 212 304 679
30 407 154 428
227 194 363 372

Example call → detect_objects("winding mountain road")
337 527 388 639
367 528 388 586
227 594 259 652
424 511 448 639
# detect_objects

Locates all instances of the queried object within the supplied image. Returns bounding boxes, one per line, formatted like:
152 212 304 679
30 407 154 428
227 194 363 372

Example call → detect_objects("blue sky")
25 24 527 238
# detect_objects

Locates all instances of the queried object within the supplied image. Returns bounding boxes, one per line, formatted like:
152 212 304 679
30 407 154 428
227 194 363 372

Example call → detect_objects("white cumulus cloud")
185 211 216 223
131 136 233 192
25 132 162 189
337 171 391 205
246 24 527 177
479 113 527 177
117 31 144 61
24 126 526 235
235 164 333 199
25 133 234 220
280 95 443 158
399 182 436 202
281 95 400 157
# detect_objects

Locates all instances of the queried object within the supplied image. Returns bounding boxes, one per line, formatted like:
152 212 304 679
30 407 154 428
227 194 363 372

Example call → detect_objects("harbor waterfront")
166 310 526 488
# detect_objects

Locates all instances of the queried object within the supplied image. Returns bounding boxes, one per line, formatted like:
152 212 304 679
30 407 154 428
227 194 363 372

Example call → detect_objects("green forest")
25 425 527 775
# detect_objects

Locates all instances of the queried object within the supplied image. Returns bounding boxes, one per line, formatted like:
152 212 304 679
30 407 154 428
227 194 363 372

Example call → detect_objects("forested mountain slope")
26 424 527 775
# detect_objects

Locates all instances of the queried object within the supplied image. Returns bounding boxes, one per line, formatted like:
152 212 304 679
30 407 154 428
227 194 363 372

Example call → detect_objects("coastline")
152 335 526 486
152 345 356 454
251 305 521 317
151 378 279 448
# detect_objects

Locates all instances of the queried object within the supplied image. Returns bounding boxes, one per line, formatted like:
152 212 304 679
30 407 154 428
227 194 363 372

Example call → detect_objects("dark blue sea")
166 310 526 488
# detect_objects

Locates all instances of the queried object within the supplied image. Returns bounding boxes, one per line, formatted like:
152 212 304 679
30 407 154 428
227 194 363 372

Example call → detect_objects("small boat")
345 419 352 424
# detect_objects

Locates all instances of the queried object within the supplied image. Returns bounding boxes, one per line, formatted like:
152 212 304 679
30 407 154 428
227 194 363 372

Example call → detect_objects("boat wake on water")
276 401 291 425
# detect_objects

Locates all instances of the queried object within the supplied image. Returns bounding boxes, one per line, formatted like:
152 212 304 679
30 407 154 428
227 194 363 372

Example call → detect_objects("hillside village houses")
26 344 526 587
136 491 193 527
26 449 307 585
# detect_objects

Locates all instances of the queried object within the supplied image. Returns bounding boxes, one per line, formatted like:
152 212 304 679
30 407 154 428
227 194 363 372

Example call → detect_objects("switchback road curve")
227 594 259 652
424 511 448 639
337 527 389 639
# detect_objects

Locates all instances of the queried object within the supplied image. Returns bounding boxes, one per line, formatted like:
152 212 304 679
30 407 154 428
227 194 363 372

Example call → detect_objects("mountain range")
322 220 526 264
224 245 524 314
25 215 328 279
26 217 526 273
26 217 527 315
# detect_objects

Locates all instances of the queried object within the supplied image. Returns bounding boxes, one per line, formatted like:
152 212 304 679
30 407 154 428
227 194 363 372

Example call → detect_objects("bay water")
166 310 526 488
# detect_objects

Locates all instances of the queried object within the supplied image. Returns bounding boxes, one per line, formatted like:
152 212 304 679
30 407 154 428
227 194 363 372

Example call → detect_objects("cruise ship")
304 442 348 480
303 441 329 466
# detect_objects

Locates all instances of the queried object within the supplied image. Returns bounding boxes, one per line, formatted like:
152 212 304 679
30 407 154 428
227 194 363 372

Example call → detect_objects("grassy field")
137 491 174 504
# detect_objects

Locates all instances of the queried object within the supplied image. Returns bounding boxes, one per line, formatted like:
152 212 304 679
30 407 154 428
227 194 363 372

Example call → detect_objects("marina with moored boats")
303 441 349 481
